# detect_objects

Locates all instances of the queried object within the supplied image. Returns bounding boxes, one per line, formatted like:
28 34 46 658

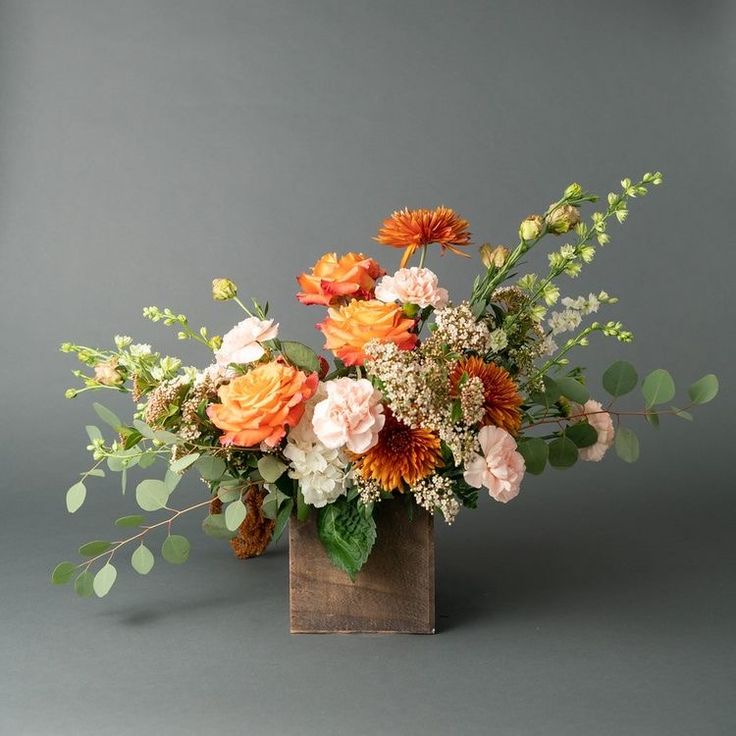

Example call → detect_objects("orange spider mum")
352 410 443 492
450 356 522 434
374 206 472 268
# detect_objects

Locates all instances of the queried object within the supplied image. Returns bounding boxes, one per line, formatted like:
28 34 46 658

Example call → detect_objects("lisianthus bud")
212 278 238 301
519 215 545 241
546 205 581 235
479 244 510 269
564 182 583 200
94 359 124 386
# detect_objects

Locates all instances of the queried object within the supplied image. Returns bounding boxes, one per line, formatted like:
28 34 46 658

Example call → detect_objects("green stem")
418 245 428 269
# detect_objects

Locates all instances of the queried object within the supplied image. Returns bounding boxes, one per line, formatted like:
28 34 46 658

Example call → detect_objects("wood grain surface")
289 500 435 634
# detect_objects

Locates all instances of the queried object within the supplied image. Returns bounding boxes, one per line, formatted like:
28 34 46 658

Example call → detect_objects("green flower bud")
479 244 510 269
564 182 583 199
402 303 420 318
212 278 238 301
64 388 78 399
519 215 545 241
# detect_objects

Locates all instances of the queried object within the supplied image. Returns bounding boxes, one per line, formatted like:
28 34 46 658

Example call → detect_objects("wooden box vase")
289 501 435 634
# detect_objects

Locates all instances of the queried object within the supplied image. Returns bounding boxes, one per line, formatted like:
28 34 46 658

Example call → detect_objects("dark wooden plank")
289 500 435 634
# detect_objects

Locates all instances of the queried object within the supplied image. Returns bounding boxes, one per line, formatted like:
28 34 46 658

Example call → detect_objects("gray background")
1 1 734 734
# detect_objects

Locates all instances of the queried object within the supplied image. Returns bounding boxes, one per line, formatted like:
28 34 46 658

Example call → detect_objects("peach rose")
296 252 385 306
374 267 449 309
317 299 417 366
312 377 385 453
571 399 615 462
463 425 525 503
207 361 318 448
215 317 279 367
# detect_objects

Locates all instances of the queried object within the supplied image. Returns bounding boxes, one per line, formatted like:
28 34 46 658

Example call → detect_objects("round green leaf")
257 455 287 483
195 456 226 482
687 374 718 405
79 540 112 557
92 402 122 431
548 436 578 468
517 438 548 475
131 544 155 575
615 426 640 463
645 411 660 428
135 479 169 512
74 571 94 598
115 514 146 528
531 375 561 407
557 377 590 404
641 369 675 408
93 563 117 597
66 481 87 514
51 561 77 585
280 340 320 373
225 498 247 531
602 361 638 397
161 535 191 564
169 452 200 474
202 513 238 540
566 422 598 448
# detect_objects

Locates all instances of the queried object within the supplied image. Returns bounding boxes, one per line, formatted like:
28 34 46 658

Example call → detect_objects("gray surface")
0 1 734 734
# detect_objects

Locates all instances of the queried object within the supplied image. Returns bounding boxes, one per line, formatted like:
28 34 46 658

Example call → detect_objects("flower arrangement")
52 172 720 599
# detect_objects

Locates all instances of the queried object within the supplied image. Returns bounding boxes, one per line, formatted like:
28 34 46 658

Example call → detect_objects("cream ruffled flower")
463 425 525 503
214 317 278 367
374 267 449 309
311 377 385 453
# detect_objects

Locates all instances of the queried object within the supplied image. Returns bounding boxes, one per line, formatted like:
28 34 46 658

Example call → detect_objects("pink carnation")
572 399 615 462
374 267 449 309
463 425 525 503
311 377 385 453
214 317 279 367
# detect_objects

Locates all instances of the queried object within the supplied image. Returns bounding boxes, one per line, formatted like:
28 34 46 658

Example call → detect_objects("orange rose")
296 252 385 306
207 361 318 448
318 299 417 366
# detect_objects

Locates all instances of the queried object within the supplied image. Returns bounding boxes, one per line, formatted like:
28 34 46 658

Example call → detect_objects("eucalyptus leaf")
161 534 191 564
296 488 310 522
687 374 719 405
131 544 155 575
671 406 693 421
225 498 247 531
196 456 226 482
85 425 103 443
169 453 200 474
257 455 287 483
138 451 157 469
51 561 77 585
93 563 117 597
645 411 660 428
641 369 675 408
66 481 87 513
202 513 238 540
164 468 182 494
517 438 548 475
602 360 638 397
79 540 112 557
217 485 242 503
153 429 182 445
133 419 156 440
74 571 94 598
86 468 105 478
115 514 146 528
615 426 640 463
566 422 598 448
557 377 589 404
135 479 169 512
93 402 122 431
548 436 578 468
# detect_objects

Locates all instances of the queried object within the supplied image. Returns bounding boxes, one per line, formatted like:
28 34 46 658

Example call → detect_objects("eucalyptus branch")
522 403 696 431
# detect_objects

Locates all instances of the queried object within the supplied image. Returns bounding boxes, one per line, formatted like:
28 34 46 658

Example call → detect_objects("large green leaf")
195 456 226 482
225 498 247 531
516 437 548 475
131 544 155 575
317 498 377 581
602 360 638 397
548 436 578 468
556 377 590 404
169 453 200 474
272 498 294 543
615 426 640 463
257 455 287 483
161 535 191 564
280 341 320 374
566 422 598 448
641 369 675 408
51 561 77 585
92 402 122 431
78 540 112 557
115 514 146 528
687 374 719 405
136 479 169 511
202 513 239 540
74 571 94 598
